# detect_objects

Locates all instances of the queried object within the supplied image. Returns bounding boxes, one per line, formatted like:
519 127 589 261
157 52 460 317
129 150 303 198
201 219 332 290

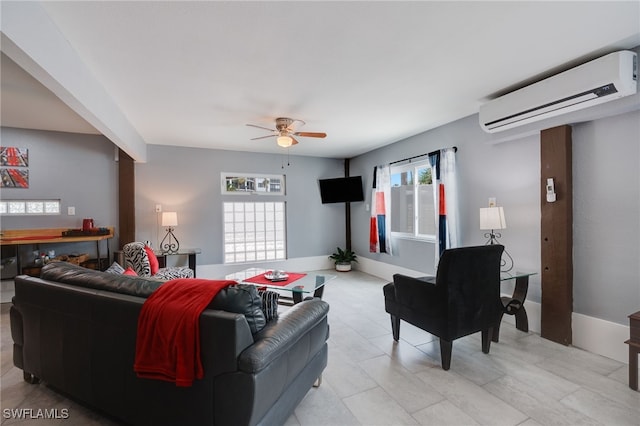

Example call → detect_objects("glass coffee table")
225 268 336 305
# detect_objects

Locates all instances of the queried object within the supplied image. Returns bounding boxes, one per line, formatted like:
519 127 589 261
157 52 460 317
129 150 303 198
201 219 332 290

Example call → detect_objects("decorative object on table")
160 211 180 253
82 218 94 231
479 206 513 272
62 227 110 237
329 247 357 272
244 271 307 287
264 270 288 281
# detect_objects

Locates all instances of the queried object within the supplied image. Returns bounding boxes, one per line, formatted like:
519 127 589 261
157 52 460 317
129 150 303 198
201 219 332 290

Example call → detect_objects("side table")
113 248 201 277
625 311 640 391
155 249 201 278
493 271 537 342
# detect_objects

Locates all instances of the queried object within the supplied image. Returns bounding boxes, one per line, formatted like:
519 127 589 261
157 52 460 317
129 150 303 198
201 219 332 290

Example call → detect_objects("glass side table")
493 271 538 342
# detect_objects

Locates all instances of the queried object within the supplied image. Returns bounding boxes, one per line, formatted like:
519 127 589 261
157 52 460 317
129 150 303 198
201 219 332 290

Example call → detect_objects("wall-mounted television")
318 176 365 204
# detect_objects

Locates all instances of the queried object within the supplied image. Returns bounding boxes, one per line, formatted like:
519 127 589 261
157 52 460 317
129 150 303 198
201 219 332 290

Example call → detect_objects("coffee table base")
278 285 325 306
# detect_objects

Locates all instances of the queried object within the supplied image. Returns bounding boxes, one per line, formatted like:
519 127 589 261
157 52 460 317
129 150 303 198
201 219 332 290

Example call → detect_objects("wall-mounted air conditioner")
479 50 637 133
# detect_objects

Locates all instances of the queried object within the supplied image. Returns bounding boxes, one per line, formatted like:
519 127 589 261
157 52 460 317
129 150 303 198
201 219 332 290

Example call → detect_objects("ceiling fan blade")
291 137 299 145
250 135 276 140
294 132 327 138
246 123 276 132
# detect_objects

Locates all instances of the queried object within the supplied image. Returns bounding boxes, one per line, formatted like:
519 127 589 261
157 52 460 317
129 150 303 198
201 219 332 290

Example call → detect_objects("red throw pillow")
123 267 138 276
144 245 159 275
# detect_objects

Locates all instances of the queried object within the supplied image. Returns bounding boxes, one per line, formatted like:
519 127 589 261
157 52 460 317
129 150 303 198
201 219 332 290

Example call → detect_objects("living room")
1 1 639 425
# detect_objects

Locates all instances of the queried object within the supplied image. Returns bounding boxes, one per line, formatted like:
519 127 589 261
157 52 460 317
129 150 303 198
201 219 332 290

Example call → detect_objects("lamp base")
484 231 513 272
160 228 180 254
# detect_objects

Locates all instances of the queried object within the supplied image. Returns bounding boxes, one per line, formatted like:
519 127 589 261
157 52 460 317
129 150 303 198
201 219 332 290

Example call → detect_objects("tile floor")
2 271 638 425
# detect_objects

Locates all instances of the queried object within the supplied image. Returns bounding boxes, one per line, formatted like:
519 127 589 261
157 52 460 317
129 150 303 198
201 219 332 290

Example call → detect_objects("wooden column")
345 158 352 251
540 125 573 345
118 148 135 249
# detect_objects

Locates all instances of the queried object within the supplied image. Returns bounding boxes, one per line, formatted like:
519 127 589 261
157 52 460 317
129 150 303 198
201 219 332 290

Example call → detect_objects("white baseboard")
354 256 430 282
497 297 629 363
572 312 630 364
199 256 631 364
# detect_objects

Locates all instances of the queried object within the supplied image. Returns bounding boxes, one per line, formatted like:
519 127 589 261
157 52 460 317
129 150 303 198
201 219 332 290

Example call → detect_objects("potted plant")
329 247 358 272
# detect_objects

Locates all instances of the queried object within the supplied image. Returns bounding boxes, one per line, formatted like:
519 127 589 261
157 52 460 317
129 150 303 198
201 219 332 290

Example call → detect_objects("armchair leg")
23 371 40 384
390 315 400 341
313 374 322 388
492 311 505 342
439 339 452 370
482 328 494 353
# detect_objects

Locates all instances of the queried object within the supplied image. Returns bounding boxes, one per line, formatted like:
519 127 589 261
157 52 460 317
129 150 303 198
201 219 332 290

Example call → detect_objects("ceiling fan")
246 117 327 148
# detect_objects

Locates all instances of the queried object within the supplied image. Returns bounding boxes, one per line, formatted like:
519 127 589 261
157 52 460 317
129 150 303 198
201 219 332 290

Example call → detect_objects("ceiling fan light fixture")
277 135 293 147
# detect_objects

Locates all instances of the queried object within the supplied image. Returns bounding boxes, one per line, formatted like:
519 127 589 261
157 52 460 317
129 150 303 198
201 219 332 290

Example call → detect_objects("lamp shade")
277 135 293 147
479 207 506 230
162 211 178 227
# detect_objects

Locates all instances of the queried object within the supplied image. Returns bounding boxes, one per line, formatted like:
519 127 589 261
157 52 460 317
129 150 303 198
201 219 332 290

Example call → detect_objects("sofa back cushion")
40 261 163 298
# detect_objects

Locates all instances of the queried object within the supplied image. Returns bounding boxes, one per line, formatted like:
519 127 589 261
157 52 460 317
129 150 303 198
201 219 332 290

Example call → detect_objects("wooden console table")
625 310 640 391
1 227 114 276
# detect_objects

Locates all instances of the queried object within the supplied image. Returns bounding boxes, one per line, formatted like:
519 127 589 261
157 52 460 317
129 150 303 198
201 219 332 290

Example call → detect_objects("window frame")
390 160 436 242
222 200 287 264
220 172 285 196
0 199 61 216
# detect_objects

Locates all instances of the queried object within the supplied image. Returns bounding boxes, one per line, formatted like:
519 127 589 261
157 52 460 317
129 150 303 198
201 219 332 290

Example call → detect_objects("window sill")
391 234 436 243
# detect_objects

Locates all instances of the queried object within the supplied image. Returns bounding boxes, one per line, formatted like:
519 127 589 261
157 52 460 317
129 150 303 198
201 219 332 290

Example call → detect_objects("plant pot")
335 262 352 272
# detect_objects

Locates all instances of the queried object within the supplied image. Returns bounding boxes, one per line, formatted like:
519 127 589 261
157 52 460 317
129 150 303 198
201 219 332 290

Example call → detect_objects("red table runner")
244 271 306 287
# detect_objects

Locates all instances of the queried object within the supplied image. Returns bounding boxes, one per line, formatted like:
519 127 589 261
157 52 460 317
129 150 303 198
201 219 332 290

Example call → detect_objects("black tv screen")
319 176 364 204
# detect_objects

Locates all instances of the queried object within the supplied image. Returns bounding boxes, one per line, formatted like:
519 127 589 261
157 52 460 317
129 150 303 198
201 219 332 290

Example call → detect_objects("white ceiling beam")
0 1 147 162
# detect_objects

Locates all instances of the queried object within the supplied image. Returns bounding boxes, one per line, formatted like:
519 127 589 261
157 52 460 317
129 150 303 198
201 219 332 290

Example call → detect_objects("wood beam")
118 148 135 249
540 125 573 345
345 158 352 251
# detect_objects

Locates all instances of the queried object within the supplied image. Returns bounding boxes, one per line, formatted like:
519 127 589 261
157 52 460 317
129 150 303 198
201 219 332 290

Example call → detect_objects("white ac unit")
479 50 637 133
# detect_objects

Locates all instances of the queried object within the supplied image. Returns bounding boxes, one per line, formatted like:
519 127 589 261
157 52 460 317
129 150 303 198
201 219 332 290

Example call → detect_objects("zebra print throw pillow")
258 289 279 321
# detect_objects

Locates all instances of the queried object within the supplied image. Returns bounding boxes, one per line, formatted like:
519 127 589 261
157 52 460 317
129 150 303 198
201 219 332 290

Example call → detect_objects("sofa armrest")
198 309 255 377
238 298 329 373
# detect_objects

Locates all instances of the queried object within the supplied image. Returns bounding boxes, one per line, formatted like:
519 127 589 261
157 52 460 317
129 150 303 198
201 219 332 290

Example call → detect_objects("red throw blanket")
134 278 235 387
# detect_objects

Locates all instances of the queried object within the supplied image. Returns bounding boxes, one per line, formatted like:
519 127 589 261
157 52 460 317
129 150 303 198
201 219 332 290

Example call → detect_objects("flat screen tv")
319 176 364 204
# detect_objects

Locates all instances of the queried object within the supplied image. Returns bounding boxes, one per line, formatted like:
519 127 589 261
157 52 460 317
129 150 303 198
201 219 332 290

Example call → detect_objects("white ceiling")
2 1 639 160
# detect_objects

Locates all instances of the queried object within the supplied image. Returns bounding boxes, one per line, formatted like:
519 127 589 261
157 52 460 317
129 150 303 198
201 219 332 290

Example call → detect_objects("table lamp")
479 206 513 271
160 211 180 253
479 206 506 245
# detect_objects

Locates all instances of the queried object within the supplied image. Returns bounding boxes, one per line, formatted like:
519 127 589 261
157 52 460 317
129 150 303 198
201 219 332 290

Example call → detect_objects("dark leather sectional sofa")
10 262 330 425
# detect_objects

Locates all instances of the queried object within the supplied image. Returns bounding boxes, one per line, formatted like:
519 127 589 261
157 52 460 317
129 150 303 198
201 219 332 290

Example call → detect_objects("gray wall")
350 109 640 325
134 145 346 265
0 127 118 259
572 111 640 324
2 106 638 325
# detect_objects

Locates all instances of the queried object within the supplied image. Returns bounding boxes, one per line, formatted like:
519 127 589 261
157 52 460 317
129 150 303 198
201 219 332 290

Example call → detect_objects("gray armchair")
383 245 504 370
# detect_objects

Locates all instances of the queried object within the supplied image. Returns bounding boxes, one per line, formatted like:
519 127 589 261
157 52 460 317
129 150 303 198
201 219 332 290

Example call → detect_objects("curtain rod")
389 146 457 166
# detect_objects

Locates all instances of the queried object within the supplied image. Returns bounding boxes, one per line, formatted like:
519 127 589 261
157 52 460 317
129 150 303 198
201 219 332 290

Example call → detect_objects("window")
390 161 435 239
223 201 286 263
0 199 61 216
221 173 285 195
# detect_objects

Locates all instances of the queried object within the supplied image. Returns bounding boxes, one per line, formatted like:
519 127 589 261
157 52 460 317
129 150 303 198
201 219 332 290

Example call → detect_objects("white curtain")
369 164 392 254
430 147 459 265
